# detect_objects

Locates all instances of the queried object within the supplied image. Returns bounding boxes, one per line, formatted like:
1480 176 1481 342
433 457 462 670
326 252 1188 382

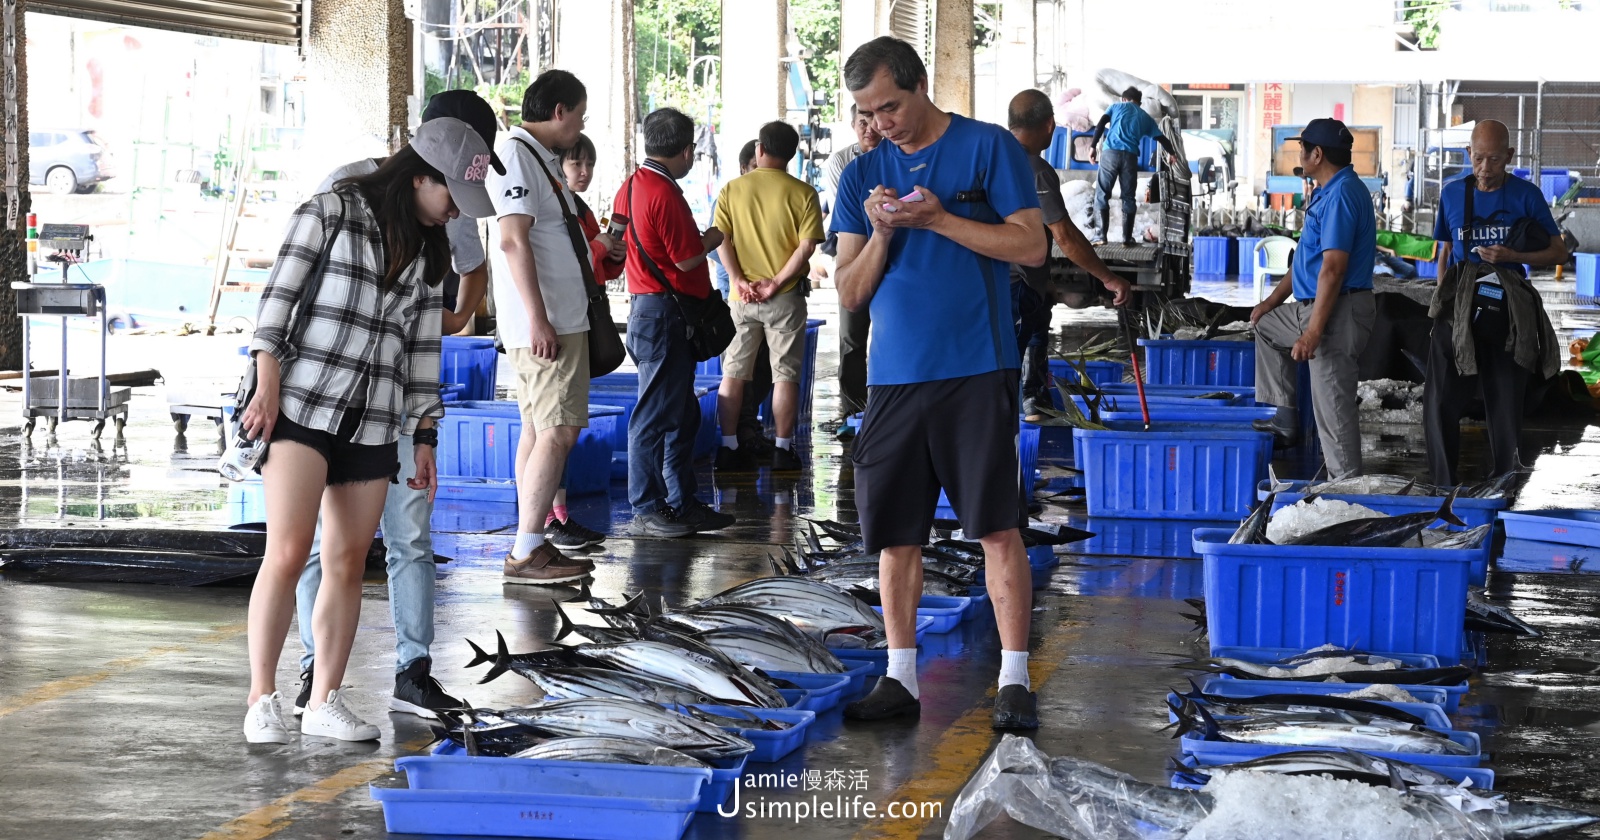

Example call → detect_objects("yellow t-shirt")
712 167 825 299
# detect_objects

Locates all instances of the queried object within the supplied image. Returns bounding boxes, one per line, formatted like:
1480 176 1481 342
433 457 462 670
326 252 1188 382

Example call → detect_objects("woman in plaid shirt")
239 118 496 744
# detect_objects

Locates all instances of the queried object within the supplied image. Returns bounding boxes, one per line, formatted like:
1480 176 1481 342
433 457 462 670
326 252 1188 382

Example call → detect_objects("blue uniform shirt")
1292 166 1376 300
1104 102 1160 154
831 114 1038 386
1432 174 1559 267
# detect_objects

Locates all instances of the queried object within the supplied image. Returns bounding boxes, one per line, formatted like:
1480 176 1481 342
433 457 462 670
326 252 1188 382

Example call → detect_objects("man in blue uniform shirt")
830 36 1047 729
1250 118 1377 479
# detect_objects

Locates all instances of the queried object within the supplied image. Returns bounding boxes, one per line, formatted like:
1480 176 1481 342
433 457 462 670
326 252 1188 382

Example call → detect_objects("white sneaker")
300 688 380 742
243 692 292 744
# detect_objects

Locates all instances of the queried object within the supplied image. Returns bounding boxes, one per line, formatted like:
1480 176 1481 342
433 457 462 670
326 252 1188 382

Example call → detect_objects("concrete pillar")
556 0 634 211
301 0 413 183
995 0 1035 97
930 0 973 116
840 0 879 112
721 0 787 167
0 0 28 370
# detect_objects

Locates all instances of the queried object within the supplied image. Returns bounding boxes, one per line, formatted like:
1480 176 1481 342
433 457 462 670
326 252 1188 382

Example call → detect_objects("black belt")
1297 287 1371 304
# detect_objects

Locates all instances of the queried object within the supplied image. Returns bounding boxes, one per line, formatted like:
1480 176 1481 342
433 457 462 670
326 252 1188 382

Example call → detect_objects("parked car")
29 129 114 194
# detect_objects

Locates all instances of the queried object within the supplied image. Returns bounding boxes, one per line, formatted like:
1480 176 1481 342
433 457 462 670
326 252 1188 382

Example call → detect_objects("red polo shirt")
614 160 712 299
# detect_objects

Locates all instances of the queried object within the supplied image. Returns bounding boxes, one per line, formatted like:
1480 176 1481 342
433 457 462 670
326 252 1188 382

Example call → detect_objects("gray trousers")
1254 291 1375 479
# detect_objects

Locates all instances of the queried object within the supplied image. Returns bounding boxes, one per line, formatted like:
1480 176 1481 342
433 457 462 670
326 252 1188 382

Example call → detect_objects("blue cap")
1290 118 1354 151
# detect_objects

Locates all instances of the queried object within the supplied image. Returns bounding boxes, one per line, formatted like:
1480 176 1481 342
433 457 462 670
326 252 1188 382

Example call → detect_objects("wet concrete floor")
1 287 1600 839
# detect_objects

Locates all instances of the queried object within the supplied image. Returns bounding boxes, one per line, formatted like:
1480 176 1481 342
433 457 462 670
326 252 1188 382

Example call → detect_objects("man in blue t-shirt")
1249 118 1377 479
1424 119 1568 485
830 36 1046 729
1089 87 1175 246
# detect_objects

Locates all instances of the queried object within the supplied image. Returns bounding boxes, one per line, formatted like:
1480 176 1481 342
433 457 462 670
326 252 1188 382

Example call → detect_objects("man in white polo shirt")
487 69 595 585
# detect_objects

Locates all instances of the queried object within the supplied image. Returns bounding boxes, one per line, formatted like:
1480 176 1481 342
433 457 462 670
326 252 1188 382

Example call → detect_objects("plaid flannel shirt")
248 189 444 445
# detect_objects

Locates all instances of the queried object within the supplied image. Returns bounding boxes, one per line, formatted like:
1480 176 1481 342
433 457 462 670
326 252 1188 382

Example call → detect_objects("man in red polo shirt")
615 108 736 537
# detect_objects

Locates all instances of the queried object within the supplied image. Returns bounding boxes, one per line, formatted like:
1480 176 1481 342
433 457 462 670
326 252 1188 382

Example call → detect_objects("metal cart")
13 223 130 441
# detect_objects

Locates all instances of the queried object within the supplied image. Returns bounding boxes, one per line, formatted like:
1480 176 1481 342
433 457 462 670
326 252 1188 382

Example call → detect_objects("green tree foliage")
791 0 841 123
1400 0 1444 49
634 0 722 123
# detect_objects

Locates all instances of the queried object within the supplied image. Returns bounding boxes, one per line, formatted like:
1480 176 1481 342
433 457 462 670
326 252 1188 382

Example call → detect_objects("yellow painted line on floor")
0 621 247 719
197 736 434 840
853 619 1084 840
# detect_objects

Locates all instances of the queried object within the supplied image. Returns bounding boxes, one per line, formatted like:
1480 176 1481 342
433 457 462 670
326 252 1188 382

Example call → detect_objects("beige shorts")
510 332 590 432
722 290 806 382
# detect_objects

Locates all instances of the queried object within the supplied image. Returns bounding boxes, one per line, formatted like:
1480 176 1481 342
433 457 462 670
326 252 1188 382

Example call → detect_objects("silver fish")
1230 492 1276 544
509 737 710 768
497 698 755 760
1170 748 1461 789
1189 704 1472 756
698 577 887 640
1420 524 1492 550
1306 474 1437 496
1279 489 1466 547
515 666 721 707
698 627 847 674
574 640 787 708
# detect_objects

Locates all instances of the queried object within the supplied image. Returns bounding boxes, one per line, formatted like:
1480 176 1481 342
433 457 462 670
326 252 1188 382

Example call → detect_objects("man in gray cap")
292 92 503 723
1250 118 1377 479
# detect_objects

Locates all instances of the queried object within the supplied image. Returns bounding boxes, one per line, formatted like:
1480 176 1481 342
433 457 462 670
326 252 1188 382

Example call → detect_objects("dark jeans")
626 294 700 515
1423 310 1529 486
838 304 871 416
1094 148 1138 243
1012 281 1050 401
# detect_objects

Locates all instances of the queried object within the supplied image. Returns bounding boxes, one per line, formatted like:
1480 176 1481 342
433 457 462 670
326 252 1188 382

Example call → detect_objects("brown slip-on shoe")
503 543 589 585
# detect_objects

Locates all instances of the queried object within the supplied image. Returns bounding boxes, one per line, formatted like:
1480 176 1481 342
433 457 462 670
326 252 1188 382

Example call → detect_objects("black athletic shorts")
261 411 400 486
852 369 1027 552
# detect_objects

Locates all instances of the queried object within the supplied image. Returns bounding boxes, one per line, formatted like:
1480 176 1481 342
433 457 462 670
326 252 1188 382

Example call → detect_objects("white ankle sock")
999 650 1030 690
721 435 739 449
512 532 544 559
886 648 919 699
775 437 793 451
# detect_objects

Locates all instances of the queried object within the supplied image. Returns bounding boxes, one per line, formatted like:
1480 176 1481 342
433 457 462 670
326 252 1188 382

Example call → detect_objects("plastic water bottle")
218 434 265 482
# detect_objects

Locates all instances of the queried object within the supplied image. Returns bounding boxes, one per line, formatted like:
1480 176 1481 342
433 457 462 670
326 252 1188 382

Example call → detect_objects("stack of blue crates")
434 401 624 499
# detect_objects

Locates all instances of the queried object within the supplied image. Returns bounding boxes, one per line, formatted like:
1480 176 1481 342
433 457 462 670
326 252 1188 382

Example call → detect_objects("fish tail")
805 522 823 553
464 638 494 668
1192 700 1222 741
1438 487 1466 528
552 599 579 642
478 631 513 685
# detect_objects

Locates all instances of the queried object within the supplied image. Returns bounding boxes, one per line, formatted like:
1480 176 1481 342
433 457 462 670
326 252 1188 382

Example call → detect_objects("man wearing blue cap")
1249 118 1377 479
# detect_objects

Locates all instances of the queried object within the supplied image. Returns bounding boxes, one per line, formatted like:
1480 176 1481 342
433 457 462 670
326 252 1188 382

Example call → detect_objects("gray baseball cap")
412 116 496 219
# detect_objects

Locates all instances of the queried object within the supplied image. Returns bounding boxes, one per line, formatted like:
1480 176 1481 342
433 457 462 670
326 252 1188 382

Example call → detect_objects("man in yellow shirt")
713 121 825 472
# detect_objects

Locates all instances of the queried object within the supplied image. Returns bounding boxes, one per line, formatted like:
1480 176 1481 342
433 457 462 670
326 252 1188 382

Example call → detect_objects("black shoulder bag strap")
514 138 599 292
624 174 686 300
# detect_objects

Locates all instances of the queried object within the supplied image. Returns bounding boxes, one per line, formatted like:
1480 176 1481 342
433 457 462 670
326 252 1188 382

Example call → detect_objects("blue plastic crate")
376 755 708 839
1416 259 1440 279
435 402 622 496
773 661 875 704
697 754 747 814
1193 528 1475 662
440 336 498 401
1501 509 1600 547
1073 423 1272 520
1100 383 1257 406
1101 405 1276 426
1064 516 1224 560
590 376 723 475
1210 646 1440 669
1497 537 1595 574
1237 237 1263 275
689 706 816 763
829 616 936 676
1189 673 1449 711
439 382 467 403
1138 338 1256 387
915 595 972 633
964 587 991 621
1169 763 1494 791
434 476 516 503
1178 727 1480 768
755 318 826 422
1576 253 1600 297
1047 357 1126 387
1192 236 1236 275
766 672 848 713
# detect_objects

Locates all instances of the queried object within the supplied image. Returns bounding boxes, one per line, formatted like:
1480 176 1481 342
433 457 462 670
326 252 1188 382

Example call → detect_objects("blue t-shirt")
1292 166 1377 300
1104 102 1160 154
1432 174 1558 267
831 114 1038 386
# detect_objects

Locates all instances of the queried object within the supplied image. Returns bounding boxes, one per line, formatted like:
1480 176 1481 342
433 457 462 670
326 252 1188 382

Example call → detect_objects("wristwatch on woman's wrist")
412 428 438 448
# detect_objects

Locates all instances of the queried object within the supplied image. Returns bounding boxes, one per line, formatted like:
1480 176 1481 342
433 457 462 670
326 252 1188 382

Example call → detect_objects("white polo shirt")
486 126 590 345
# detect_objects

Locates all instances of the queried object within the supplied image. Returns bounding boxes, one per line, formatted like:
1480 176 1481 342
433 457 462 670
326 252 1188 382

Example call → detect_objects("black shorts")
852 370 1027 552
261 412 400 486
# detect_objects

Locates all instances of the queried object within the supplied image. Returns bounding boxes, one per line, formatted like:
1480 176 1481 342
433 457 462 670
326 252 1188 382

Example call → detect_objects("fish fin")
478 631 513 685
464 638 494 669
805 522 823 553
1268 464 1289 493
1437 487 1466 528
562 580 592 604
1184 597 1206 611
1191 700 1222 741
780 547 801 575
1386 761 1407 792
552 599 579 642
1399 476 1417 496
1183 678 1206 701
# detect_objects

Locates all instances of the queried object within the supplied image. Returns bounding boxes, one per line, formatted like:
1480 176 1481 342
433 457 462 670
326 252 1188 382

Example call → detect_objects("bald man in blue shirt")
1250 119 1377 479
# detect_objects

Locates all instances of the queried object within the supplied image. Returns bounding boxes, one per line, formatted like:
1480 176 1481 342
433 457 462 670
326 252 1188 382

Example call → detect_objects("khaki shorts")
722 290 806 383
510 331 590 432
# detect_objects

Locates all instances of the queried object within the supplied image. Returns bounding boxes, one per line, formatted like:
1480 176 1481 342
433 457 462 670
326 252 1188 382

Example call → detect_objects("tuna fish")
1174 658 1474 686
1278 489 1466 547
513 666 722 707
571 640 788 708
496 698 755 760
1465 596 1542 637
1229 492 1276 544
1170 682 1428 727
508 737 709 768
697 627 848 674
1171 700 1468 756
697 577 887 640
1168 749 1463 790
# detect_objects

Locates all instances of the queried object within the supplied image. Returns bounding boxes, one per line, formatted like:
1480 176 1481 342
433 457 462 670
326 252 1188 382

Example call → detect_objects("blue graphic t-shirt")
831 114 1039 386
1433 174 1559 267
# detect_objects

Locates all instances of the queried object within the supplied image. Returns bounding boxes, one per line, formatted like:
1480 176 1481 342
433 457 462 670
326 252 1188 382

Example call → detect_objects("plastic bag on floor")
944 736 1514 840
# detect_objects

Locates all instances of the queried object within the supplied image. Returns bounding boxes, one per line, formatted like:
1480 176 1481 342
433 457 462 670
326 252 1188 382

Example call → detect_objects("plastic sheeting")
945 736 1510 840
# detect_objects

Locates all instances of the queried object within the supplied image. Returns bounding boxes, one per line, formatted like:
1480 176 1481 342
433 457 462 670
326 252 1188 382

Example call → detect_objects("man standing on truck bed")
1089 86 1175 247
